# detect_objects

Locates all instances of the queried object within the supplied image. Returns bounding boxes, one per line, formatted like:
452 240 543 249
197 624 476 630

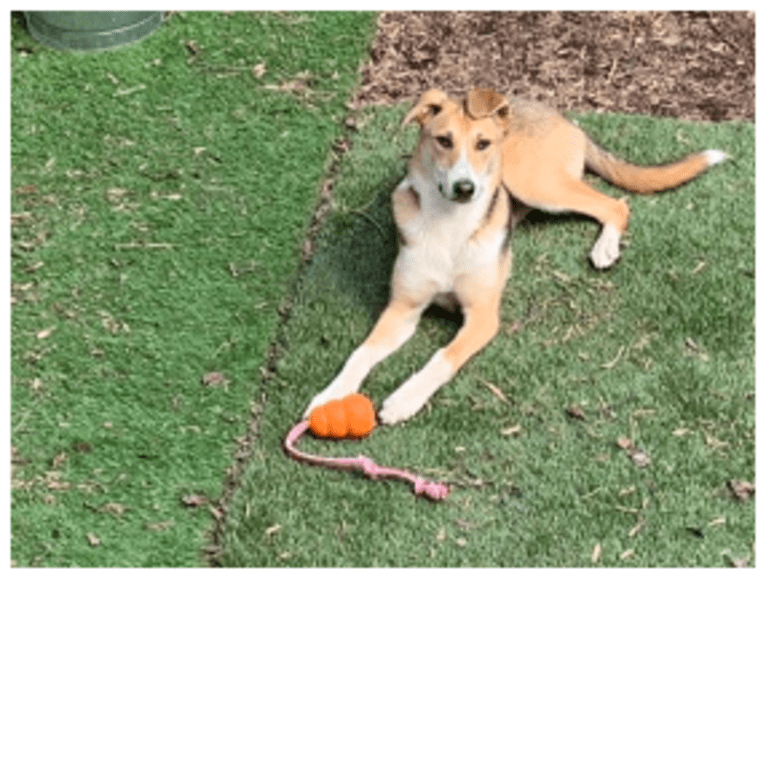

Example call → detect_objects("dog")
305 88 727 425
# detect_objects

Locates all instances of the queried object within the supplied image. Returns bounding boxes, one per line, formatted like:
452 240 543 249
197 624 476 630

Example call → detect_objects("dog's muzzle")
440 179 476 203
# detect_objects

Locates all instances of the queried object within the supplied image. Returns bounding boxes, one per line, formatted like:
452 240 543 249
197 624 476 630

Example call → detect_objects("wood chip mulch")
352 11 754 123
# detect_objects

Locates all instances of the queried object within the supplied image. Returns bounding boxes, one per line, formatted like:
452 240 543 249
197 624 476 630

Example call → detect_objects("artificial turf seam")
206 127 360 563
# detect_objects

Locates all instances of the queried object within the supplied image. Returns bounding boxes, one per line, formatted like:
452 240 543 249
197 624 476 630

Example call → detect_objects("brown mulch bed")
352 11 754 123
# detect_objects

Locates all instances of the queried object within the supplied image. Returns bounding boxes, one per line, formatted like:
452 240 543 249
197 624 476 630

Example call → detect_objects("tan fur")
305 88 727 423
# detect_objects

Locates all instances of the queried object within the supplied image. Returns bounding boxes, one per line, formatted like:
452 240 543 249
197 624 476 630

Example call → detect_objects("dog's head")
404 88 511 203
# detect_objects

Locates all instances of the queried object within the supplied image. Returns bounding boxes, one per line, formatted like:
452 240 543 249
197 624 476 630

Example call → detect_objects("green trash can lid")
24 11 163 52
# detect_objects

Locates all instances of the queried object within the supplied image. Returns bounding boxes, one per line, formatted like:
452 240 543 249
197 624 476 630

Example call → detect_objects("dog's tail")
585 138 728 194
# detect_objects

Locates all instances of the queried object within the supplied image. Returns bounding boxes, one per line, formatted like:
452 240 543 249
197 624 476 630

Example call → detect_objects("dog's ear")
466 89 510 126
403 89 451 127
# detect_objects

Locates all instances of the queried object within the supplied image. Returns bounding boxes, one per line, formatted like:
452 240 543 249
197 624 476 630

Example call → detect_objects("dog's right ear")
403 89 451 127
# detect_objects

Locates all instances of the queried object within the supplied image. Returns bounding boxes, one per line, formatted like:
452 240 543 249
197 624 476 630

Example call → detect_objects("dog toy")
284 394 450 501
308 393 377 439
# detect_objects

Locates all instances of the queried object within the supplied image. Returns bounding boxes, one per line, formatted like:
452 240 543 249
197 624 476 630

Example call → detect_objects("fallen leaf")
185 40 202 62
146 520 175 531
106 187 130 203
728 479 754 502
100 502 128 516
11 211 34 226
52 452 67 468
721 550 750 568
615 437 651 467
704 433 729 450
601 345 625 369
202 545 222 556
691 260 707 275
264 71 314 93
501 424 522 437
18 233 49 252
251 62 267 78
182 494 208 507
46 477 71 490
565 404 586 421
86 532 101 547
36 326 56 339
202 371 228 387
480 379 509 403
265 524 282 538
629 449 651 468
620 549 636 560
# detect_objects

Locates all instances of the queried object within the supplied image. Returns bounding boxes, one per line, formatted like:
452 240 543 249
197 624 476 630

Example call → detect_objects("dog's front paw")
378 386 429 425
378 392 419 425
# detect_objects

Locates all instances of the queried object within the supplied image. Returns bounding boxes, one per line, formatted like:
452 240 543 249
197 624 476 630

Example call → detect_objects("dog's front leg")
378 291 502 425
303 297 424 419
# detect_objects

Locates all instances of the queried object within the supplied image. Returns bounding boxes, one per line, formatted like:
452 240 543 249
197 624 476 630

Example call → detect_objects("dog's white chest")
395 177 507 296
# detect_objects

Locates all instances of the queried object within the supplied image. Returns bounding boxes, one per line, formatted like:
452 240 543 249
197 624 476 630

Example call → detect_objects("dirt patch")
353 11 754 122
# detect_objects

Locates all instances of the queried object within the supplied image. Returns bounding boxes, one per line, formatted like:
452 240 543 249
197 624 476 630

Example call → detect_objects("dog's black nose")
452 180 475 200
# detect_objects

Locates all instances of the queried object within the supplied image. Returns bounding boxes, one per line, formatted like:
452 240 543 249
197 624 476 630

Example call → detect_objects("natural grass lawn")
10 11 377 566
221 107 754 567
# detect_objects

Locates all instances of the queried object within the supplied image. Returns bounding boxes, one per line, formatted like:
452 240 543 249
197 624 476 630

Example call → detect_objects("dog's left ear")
403 89 451 127
466 89 511 128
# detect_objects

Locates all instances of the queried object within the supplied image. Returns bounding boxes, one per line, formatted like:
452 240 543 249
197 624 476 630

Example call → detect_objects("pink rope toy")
283 396 450 502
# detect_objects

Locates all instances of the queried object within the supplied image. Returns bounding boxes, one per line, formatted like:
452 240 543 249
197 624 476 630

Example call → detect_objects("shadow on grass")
319 177 398 319
316 174 468 351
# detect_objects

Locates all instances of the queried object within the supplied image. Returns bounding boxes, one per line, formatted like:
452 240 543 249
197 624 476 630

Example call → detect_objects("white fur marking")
378 350 453 424
703 149 729 166
589 223 622 270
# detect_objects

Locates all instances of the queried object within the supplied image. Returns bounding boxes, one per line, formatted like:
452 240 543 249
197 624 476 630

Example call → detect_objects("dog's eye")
476 139 491 151
436 135 453 149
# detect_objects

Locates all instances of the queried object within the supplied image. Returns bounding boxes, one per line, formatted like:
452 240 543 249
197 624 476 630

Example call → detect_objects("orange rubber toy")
308 393 376 439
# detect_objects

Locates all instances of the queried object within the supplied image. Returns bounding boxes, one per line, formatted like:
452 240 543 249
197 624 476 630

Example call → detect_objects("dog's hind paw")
589 224 622 270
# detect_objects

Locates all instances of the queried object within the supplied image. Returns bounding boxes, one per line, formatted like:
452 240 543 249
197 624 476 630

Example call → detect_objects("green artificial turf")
10 11 377 566
220 107 754 567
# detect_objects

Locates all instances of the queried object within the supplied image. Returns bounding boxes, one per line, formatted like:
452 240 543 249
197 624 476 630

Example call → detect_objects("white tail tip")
703 149 729 166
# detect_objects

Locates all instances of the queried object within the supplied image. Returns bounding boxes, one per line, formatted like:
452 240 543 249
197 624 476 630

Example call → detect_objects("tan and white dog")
305 88 727 425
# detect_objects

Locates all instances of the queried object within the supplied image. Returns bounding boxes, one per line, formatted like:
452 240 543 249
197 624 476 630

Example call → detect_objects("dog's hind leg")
553 177 631 269
520 174 631 269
